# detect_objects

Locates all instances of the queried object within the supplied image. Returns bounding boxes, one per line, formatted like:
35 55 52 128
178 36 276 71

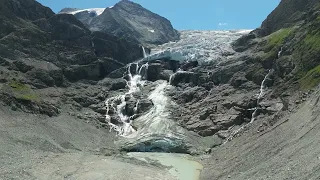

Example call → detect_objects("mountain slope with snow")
60 8 107 16
59 0 180 46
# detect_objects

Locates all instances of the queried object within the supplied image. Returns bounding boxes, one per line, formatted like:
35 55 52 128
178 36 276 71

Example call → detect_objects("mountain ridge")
58 0 180 46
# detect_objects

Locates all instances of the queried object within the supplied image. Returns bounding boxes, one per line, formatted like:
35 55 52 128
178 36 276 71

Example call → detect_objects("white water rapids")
105 61 148 136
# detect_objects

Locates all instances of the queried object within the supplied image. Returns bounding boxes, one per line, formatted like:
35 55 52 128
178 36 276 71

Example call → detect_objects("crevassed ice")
148 30 251 65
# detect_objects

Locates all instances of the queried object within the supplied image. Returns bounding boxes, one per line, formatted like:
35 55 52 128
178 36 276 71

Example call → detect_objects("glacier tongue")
145 30 251 64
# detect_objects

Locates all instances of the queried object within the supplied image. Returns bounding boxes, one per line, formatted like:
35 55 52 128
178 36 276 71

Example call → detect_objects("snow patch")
67 8 106 16
148 29 155 33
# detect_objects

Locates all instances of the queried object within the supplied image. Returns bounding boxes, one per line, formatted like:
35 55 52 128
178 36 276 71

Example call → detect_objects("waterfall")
105 62 149 136
250 69 272 123
224 70 272 143
277 47 283 58
142 46 148 58
122 80 187 152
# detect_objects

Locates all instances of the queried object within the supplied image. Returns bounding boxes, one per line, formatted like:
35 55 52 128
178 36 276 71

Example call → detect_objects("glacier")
143 30 251 64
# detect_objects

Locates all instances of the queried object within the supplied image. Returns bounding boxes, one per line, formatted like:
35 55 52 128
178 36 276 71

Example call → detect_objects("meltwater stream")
103 31 254 179
224 46 282 143
105 46 191 153
105 62 149 136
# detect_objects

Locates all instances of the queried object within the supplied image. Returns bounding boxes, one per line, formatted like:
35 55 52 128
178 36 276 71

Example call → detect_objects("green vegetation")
260 28 294 66
18 94 39 101
303 31 320 51
292 21 320 89
7 80 39 101
264 28 293 52
9 80 29 91
299 65 320 90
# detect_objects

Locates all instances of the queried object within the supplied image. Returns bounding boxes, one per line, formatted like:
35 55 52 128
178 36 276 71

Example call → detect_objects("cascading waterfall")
104 63 187 152
224 70 272 143
224 46 285 143
122 80 187 152
105 62 149 136
250 69 272 123
278 47 283 58
142 46 148 58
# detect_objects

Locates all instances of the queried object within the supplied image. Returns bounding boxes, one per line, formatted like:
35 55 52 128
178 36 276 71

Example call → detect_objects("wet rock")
147 63 162 81
159 70 174 81
125 96 153 116
170 71 197 86
107 67 127 79
180 61 198 71
98 78 127 90
137 99 154 114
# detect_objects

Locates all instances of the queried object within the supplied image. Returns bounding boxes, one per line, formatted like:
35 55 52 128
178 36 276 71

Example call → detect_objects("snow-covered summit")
58 0 180 46
59 7 113 16
67 8 106 16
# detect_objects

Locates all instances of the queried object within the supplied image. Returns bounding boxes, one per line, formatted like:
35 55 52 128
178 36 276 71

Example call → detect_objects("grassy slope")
260 10 320 90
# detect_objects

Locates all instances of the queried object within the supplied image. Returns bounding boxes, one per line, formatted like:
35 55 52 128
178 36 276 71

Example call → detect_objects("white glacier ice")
143 30 251 64
65 8 106 16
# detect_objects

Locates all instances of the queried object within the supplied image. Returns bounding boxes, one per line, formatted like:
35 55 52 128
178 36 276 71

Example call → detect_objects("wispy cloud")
218 22 228 26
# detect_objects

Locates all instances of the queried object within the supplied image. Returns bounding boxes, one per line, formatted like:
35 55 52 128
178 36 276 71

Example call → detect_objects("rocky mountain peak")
59 0 180 46
2 0 54 21
114 0 143 9
59 7 81 14
257 0 319 36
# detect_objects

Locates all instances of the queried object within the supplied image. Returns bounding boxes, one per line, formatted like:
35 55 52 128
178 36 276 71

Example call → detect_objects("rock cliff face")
0 0 143 116
258 0 319 36
234 0 320 92
59 0 180 46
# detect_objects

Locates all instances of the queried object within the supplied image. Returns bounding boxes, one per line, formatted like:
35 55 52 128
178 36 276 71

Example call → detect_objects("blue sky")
36 0 280 30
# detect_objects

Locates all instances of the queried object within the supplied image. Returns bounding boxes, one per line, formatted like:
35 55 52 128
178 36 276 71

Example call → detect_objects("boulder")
170 71 196 86
230 72 248 88
147 63 162 81
186 119 220 137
